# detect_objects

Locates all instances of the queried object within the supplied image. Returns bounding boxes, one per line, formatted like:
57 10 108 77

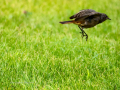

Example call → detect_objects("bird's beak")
107 17 111 20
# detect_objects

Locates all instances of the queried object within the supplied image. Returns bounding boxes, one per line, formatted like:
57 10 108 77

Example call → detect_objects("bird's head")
101 14 111 21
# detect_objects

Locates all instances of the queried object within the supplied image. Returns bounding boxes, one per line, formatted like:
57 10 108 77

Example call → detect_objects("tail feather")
59 21 73 24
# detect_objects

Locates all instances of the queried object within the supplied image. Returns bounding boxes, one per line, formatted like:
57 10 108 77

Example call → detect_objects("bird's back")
70 9 100 20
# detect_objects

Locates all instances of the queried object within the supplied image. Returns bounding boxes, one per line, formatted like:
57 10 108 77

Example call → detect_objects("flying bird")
60 9 111 41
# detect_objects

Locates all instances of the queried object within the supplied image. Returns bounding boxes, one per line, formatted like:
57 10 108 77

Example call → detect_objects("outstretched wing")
70 9 101 20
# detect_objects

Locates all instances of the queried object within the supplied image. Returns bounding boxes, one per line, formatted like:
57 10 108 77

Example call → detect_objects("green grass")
0 0 120 90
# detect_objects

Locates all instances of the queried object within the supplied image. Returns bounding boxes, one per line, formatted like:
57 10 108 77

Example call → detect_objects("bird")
60 9 111 41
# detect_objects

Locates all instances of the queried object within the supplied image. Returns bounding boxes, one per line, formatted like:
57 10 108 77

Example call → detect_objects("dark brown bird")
60 9 111 41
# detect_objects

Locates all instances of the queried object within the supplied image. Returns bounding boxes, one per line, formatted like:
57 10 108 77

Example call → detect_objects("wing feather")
70 9 101 20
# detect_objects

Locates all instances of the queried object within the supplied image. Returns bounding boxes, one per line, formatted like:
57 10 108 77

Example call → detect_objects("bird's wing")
70 9 101 20
75 12 101 21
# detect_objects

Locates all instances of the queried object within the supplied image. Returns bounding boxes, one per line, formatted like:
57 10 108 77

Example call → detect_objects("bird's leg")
78 26 88 41
79 30 84 38
84 31 88 41
78 26 84 38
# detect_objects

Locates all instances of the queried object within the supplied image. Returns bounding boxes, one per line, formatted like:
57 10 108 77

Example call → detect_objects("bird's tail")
59 20 74 24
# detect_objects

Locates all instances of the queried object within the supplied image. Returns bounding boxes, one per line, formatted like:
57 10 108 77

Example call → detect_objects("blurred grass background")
0 0 120 89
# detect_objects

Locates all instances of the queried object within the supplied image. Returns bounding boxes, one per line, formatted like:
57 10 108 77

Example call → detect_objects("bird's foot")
79 32 88 41
80 31 85 38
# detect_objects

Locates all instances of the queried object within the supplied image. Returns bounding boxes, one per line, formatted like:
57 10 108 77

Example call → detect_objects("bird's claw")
78 26 88 41
80 31 88 41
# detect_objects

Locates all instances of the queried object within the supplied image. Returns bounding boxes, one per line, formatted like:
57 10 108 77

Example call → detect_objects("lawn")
0 0 120 90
